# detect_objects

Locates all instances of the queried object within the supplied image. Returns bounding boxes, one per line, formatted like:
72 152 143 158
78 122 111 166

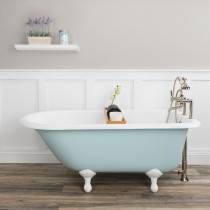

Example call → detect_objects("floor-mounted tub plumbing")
166 76 194 182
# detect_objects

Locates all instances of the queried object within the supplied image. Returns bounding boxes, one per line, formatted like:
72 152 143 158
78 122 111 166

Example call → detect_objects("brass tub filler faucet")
166 77 193 182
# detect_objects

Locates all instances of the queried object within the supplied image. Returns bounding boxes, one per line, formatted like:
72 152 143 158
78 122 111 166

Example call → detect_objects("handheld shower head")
180 77 190 90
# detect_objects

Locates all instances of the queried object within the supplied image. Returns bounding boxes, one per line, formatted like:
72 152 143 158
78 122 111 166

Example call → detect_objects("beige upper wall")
0 0 210 69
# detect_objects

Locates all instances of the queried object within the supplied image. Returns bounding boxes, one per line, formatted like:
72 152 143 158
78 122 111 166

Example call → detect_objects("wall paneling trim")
0 69 209 164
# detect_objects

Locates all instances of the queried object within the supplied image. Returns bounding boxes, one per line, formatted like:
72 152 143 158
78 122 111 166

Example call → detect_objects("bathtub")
21 110 200 193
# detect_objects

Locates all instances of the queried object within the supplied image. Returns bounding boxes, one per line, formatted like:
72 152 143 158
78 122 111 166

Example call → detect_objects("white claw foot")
79 169 96 193
146 169 163 193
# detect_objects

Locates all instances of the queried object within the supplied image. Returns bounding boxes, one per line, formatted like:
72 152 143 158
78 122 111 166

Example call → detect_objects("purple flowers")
26 16 53 37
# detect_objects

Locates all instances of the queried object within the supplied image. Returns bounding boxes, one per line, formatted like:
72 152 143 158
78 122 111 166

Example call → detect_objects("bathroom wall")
1 1 210 164
1 0 210 69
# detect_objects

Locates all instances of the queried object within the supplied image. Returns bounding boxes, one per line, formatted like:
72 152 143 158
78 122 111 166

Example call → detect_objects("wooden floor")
0 164 209 210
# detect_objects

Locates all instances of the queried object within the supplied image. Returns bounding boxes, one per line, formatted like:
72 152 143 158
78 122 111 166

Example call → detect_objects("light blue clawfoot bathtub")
21 110 200 193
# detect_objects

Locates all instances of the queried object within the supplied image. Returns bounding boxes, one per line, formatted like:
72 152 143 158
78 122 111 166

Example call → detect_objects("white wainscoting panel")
0 69 209 164
188 81 210 154
45 80 86 110
134 80 171 110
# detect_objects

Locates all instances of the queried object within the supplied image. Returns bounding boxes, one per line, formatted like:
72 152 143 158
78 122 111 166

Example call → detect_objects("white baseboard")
0 149 209 165
0 151 59 163
189 149 210 165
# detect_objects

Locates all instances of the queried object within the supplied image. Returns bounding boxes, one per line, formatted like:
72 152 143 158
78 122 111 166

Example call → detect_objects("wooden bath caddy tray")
104 108 127 124
106 119 127 124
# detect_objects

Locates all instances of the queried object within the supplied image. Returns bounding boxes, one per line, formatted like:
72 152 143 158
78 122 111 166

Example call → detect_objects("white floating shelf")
14 44 80 52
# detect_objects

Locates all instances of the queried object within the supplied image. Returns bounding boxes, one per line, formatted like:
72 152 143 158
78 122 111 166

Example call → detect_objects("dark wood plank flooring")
0 164 209 210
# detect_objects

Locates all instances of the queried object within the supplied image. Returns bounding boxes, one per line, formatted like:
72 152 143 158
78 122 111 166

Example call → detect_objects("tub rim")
20 110 200 130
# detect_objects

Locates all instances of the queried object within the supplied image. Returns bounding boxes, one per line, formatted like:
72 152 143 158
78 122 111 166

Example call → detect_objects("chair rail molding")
0 69 209 164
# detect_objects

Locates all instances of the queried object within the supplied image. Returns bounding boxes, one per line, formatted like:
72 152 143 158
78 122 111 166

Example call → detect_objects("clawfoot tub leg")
146 169 163 193
79 169 96 193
